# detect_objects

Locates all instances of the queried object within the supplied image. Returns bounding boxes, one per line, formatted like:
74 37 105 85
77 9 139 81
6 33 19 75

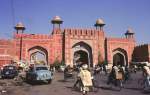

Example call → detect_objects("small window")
36 67 48 71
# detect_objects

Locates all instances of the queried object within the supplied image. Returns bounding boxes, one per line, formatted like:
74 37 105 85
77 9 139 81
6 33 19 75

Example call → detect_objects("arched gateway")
28 46 48 64
0 16 136 69
72 42 93 67
113 48 128 66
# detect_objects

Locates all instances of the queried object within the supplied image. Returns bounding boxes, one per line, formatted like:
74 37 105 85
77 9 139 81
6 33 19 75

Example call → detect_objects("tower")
14 22 25 34
14 22 25 61
51 16 63 34
125 28 134 39
51 16 63 63
94 18 105 31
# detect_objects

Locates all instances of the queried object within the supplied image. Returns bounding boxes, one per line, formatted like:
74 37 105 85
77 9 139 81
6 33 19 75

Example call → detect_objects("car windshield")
4 66 15 70
36 67 48 71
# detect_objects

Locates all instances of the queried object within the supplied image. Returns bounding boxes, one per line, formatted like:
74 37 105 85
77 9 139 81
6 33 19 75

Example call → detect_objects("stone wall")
132 44 150 62
0 39 15 66
106 37 135 67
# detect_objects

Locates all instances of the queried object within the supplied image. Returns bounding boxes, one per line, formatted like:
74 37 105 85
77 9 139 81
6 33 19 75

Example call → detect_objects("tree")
98 51 102 65
53 58 60 70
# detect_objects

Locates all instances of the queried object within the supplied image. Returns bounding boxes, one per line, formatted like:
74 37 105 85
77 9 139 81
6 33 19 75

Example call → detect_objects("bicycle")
138 77 150 91
73 76 99 95
107 71 123 91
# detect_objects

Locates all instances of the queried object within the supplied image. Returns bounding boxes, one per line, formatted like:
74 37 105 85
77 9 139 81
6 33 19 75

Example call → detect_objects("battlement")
106 37 135 42
13 33 51 39
64 28 104 37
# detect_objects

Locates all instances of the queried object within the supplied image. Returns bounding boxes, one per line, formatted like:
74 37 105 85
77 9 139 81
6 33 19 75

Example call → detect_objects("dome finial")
51 16 63 34
94 18 105 27
14 22 25 34
125 27 134 39
126 27 134 34
14 22 25 30
94 18 105 31
51 16 63 24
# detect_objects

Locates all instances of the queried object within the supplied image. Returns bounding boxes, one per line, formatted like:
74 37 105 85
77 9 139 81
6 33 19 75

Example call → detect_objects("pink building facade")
0 16 137 68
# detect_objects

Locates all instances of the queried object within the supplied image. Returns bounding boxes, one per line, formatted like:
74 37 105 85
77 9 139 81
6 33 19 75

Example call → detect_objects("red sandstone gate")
112 48 128 66
0 16 137 68
28 46 48 64
72 41 93 67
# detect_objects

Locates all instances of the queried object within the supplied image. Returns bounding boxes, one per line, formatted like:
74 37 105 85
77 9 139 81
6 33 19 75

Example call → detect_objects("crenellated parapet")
106 37 135 43
0 15 141 68
64 28 105 39
13 33 52 39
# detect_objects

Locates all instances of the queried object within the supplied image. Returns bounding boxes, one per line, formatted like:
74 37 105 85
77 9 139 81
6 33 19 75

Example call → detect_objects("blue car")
1 65 18 79
26 65 52 84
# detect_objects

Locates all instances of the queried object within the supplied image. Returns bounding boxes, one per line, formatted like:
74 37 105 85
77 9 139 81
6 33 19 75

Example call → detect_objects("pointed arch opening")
72 41 93 67
113 48 128 66
28 46 48 65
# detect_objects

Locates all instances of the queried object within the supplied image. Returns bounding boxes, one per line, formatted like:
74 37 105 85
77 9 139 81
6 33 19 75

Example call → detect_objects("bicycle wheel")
138 78 145 90
116 80 123 91
92 80 99 92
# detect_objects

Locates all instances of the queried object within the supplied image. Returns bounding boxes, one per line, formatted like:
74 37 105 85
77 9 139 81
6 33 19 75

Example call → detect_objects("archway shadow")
65 85 99 93
57 79 75 83
99 85 122 92
124 87 150 94
25 81 49 86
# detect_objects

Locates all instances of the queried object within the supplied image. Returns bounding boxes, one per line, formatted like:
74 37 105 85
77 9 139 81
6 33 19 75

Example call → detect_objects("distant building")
132 44 150 62
1 16 145 68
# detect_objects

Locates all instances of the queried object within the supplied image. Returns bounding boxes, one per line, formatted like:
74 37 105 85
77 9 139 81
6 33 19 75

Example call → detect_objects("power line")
10 0 15 27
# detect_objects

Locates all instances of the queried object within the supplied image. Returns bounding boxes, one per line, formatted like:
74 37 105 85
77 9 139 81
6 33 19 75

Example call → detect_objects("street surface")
0 71 150 95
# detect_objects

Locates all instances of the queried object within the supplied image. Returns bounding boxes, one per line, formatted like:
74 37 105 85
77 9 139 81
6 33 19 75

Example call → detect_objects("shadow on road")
124 87 141 91
57 79 72 83
58 79 75 83
25 81 49 86
100 86 122 92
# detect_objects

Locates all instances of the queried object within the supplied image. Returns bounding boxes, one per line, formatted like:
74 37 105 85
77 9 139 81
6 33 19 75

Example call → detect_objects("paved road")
0 71 150 95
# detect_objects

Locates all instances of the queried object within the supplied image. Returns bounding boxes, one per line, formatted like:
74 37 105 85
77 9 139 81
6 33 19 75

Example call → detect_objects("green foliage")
103 60 108 65
53 59 65 70
60 60 65 66
98 51 102 64
53 59 60 68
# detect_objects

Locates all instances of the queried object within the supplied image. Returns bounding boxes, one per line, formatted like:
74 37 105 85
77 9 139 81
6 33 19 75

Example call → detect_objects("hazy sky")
0 0 150 45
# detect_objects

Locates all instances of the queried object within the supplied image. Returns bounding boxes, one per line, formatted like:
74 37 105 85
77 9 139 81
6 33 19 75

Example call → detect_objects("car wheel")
47 79 52 84
26 76 30 82
1 76 4 79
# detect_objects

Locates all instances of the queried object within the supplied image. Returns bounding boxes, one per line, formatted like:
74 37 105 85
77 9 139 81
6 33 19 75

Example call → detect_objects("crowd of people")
62 61 150 95
0 61 150 95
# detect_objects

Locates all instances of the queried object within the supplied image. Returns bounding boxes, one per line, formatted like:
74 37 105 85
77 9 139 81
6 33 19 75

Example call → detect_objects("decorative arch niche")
112 48 128 66
72 41 93 67
28 46 48 64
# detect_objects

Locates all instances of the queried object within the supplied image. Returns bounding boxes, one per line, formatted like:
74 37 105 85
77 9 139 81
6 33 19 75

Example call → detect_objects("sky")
0 0 150 45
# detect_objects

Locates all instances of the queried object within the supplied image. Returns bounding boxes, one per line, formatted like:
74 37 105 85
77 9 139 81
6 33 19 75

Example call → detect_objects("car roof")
4 65 16 67
34 65 48 68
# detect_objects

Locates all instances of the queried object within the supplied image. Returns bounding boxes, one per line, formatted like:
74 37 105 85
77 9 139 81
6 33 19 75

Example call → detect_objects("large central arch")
113 48 128 66
28 46 48 64
72 41 93 67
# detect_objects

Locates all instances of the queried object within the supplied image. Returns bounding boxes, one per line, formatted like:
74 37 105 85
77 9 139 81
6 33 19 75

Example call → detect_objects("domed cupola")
14 22 25 34
125 28 134 38
51 16 63 34
94 18 105 31
51 16 63 24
